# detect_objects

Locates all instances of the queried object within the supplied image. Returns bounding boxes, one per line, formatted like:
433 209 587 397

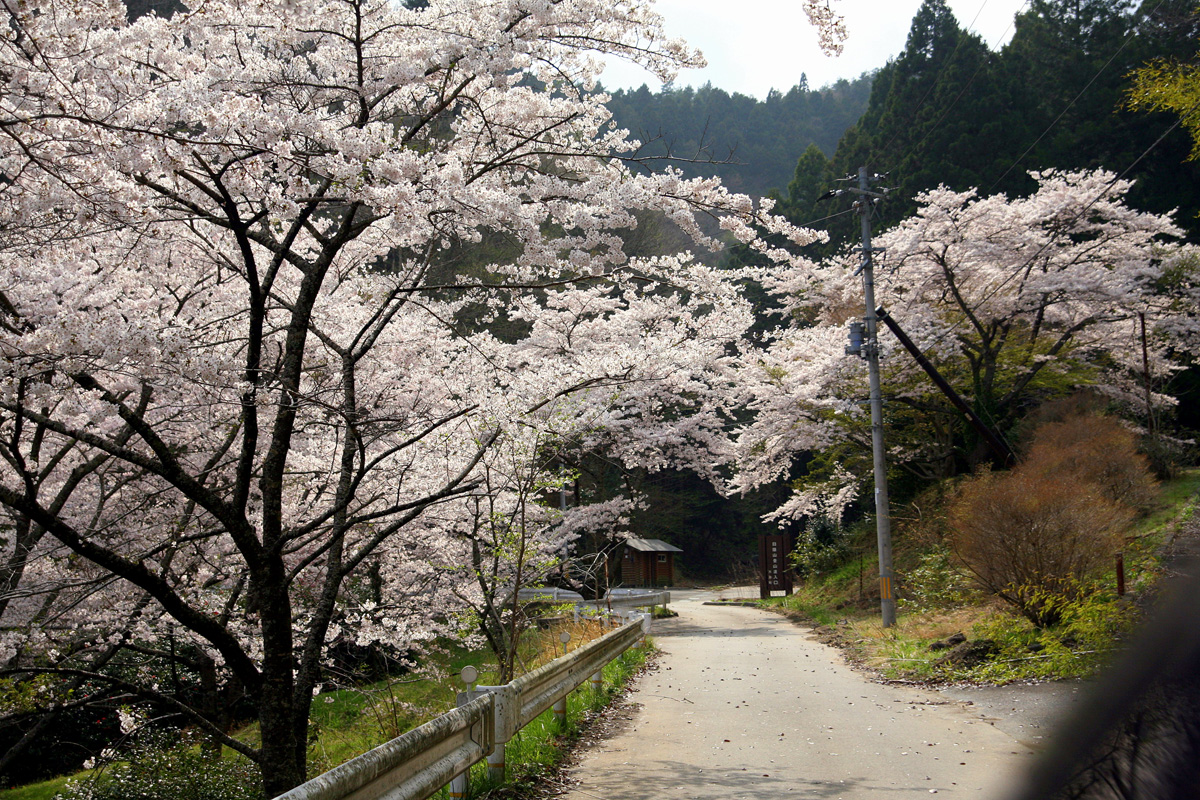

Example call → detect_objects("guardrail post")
485 743 505 782
468 684 517 784
589 669 603 691
449 770 468 800
447 666 481 799
632 612 650 647
552 697 567 726
446 695 477 797
448 687 474 798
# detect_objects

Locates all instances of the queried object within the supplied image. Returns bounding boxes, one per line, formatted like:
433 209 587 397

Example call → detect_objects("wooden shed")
617 537 683 587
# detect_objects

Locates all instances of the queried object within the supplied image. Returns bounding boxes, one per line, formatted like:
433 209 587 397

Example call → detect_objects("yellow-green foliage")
964 589 1139 683
1130 57 1200 160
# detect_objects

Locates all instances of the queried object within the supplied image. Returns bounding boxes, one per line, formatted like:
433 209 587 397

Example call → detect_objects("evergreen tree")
777 143 832 226
822 0 1004 228
774 0 1200 250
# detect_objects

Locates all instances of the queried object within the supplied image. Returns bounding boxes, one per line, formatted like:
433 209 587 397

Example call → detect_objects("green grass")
0 775 74 800
1139 467 1200 531
308 676 447 775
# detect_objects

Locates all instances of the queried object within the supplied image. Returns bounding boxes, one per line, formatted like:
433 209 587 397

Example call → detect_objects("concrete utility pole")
848 166 896 628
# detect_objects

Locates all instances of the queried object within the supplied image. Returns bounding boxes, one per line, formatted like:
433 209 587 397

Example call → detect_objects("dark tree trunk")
256 577 305 798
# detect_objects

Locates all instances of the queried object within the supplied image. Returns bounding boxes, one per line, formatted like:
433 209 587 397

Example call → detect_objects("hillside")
603 76 872 199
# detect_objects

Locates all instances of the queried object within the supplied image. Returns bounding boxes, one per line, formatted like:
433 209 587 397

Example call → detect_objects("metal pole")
486 746 505 782
856 166 897 628
448 667 481 797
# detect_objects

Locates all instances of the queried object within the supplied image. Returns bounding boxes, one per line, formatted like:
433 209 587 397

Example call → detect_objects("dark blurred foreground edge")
1004 558 1200 800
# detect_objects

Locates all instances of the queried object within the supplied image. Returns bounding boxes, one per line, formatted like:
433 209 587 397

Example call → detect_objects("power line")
984 1 1157 194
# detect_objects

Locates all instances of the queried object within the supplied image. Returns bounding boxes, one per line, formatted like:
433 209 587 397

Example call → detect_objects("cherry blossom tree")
735 169 1196 525
429 263 755 679
0 0 809 793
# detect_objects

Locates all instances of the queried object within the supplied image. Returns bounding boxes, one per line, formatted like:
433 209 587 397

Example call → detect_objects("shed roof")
624 537 683 553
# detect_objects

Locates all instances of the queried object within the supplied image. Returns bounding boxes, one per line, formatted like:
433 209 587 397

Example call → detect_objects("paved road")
562 591 1040 800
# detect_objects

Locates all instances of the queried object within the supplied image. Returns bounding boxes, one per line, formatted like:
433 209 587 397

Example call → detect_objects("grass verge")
0 777 74 800
769 468 1200 685
440 640 651 799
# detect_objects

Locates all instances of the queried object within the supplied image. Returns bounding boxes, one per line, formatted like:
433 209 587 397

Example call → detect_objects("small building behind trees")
616 538 683 586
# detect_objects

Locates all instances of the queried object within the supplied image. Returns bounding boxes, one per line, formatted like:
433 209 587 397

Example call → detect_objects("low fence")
516 588 671 610
516 588 671 621
273 613 652 800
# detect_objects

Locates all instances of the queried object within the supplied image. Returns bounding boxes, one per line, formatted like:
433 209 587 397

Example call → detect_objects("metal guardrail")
516 587 585 603
582 590 670 610
516 588 670 609
273 693 494 800
273 619 647 800
512 619 642 729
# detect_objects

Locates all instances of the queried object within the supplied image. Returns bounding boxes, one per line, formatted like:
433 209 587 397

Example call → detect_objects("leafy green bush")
54 730 259 800
899 547 970 611
790 516 851 579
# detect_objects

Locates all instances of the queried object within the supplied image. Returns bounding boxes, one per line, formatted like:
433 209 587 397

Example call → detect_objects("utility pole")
847 166 896 628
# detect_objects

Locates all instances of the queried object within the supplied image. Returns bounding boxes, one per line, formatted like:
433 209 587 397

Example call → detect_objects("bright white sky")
600 0 1032 97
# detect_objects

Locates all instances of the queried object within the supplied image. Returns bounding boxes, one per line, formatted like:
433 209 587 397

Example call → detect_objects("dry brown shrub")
1022 415 1157 513
950 413 1151 626
951 470 1130 626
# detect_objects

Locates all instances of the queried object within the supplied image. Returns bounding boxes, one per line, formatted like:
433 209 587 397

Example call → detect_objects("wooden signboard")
759 534 793 598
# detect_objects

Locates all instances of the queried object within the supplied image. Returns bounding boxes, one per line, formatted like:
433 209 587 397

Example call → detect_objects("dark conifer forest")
605 0 1200 243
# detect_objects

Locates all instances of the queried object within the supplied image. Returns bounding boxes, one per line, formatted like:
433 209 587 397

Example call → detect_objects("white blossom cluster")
734 169 1197 518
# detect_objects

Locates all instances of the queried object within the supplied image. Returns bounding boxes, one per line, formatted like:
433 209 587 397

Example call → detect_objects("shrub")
1022 415 1157 512
790 516 850 580
55 730 259 800
950 413 1152 627
951 470 1129 626
900 547 971 611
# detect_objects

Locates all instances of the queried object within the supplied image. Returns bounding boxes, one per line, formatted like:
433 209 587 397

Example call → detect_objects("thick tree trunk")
257 579 305 798
257 692 306 798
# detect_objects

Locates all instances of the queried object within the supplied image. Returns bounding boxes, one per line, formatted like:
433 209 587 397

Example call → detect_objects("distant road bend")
563 590 1042 800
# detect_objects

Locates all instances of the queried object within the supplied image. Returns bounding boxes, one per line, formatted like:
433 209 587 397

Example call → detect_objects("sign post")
759 534 793 599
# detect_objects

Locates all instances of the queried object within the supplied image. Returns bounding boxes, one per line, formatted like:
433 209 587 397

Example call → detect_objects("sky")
599 0 1032 97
